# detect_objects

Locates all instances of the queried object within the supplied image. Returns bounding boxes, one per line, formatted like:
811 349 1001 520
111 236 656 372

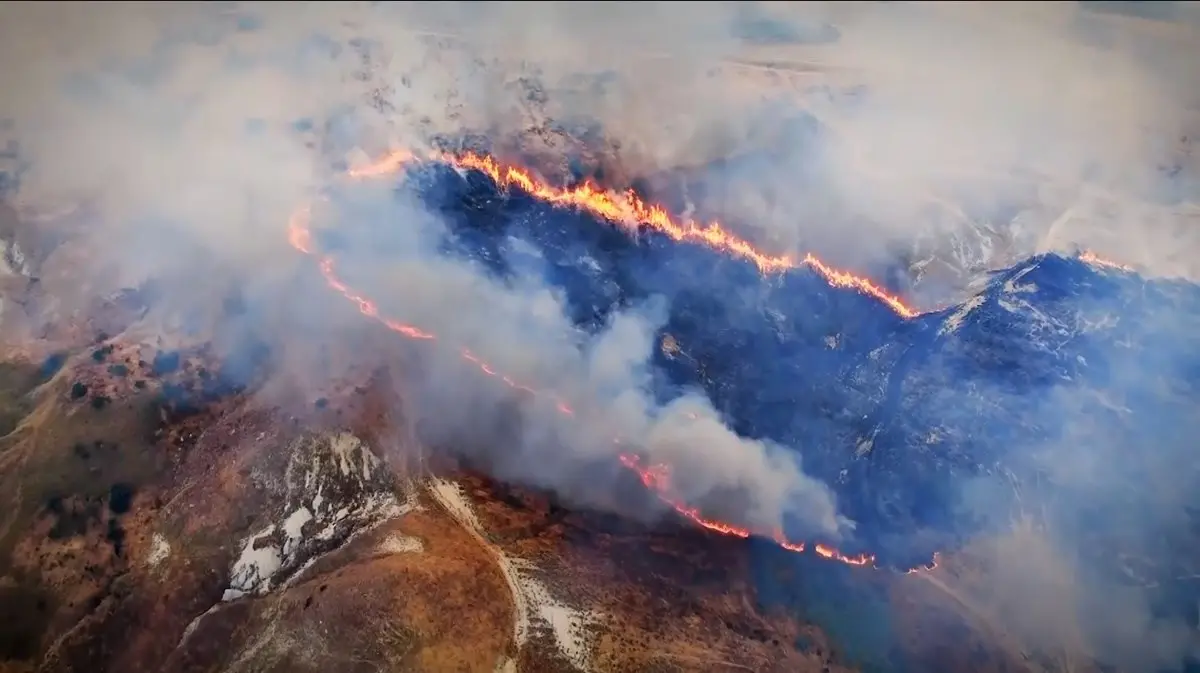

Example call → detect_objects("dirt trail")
427 479 529 648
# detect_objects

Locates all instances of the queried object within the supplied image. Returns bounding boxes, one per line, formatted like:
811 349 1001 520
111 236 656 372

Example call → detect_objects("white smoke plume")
1 5 1199 668
0 1 857 538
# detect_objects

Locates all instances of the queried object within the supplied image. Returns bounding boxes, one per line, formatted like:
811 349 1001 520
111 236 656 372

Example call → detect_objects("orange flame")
1079 250 1134 273
286 149 949 572
618 454 753 539
814 543 873 566
349 149 921 318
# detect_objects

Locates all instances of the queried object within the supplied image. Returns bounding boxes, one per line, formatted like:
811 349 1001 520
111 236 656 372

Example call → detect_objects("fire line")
344 149 1132 305
350 149 923 318
288 202 907 569
315 148 1130 573
292 147 1149 573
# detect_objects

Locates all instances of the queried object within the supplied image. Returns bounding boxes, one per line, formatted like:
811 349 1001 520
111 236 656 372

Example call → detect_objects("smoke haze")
2 2 1197 287
1 2 1199 670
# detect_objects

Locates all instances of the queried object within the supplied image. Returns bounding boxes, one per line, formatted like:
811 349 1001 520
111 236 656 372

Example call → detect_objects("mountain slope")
372 160 1199 567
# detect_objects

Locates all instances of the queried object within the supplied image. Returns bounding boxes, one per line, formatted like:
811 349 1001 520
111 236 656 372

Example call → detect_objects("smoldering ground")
1 1 1199 670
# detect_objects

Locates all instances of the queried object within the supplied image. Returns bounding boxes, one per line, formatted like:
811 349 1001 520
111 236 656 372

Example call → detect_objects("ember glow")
285 148 957 572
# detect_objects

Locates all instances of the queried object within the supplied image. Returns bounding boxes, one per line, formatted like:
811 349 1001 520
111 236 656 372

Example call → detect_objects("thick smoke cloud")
1 2 1199 669
0 1 853 537
2 3 1196 288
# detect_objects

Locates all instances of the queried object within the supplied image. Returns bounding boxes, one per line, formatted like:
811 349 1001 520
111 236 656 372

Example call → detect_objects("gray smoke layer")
1 2 1199 668
0 0 855 539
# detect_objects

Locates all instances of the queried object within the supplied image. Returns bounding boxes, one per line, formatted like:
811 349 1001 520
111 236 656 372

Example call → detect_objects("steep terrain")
310 154 1200 671
0 201 851 672
373 157 1200 566
0 360 849 673
1 140 1198 673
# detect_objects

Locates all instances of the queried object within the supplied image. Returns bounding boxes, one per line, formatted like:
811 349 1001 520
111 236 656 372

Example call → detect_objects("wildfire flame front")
282 146 1133 574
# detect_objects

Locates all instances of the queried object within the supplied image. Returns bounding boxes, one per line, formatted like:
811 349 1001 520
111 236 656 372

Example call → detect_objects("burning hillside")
2 4 1199 670
1 129 1195 673
0 260 859 672
287 146 1171 575
288 157 901 569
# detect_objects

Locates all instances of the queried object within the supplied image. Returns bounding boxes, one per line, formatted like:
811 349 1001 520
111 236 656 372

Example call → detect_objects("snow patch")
146 534 171 568
283 492 418 591
940 294 986 336
378 533 424 554
314 493 406 541
1003 264 1038 296
281 506 313 557
221 433 415 602
224 525 283 601
328 432 377 480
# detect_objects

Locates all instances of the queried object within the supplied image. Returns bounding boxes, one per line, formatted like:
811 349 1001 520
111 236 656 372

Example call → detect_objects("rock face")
219 431 411 602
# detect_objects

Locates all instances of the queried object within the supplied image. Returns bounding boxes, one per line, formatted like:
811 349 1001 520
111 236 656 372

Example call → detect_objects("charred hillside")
319 154 1200 577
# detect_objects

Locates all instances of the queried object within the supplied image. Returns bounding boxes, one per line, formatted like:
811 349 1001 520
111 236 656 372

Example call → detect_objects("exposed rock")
221 432 415 601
